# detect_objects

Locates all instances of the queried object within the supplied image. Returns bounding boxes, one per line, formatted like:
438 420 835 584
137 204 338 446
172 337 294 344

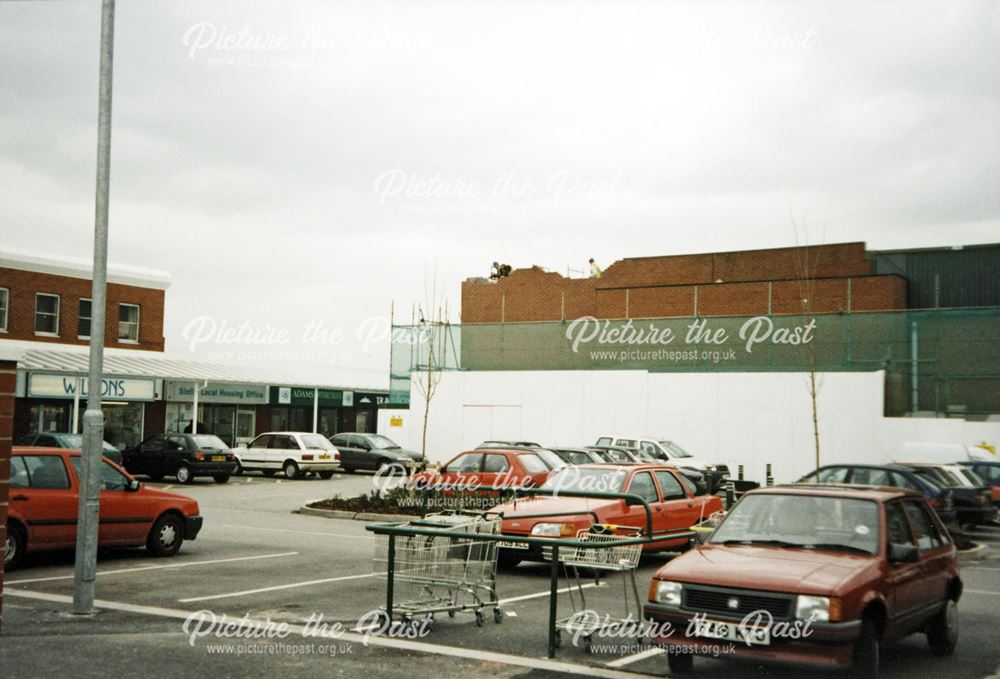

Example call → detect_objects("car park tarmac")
4 473 1000 678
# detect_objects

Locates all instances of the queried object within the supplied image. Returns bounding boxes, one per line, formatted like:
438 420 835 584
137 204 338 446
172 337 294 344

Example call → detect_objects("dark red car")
5 447 203 570
412 448 553 491
644 485 961 678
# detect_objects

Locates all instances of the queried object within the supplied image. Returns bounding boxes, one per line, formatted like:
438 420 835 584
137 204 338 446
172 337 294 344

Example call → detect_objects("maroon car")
644 485 961 678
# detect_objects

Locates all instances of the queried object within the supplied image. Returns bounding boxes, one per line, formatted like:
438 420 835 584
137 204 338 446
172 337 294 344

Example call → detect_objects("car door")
883 500 925 637
269 434 300 466
13 454 79 548
654 469 704 543
348 434 377 470
479 453 512 489
125 435 163 476
439 453 484 487
618 470 664 536
902 499 950 612
243 434 272 468
70 457 154 545
331 434 358 469
161 435 190 477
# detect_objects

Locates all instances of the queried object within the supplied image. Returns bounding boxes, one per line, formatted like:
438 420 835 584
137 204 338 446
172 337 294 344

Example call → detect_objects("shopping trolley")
554 525 644 652
372 510 503 629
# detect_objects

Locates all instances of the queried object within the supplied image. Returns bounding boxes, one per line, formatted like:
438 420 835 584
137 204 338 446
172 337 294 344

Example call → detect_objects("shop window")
35 293 60 335
0 287 8 331
118 303 140 342
78 298 92 338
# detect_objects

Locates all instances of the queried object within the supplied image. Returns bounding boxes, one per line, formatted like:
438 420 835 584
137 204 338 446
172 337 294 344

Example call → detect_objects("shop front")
164 381 268 447
17 373 157 450
268 387 386 437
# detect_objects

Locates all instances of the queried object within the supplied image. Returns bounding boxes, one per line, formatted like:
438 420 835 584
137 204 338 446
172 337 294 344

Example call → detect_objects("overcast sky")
2 1 998 388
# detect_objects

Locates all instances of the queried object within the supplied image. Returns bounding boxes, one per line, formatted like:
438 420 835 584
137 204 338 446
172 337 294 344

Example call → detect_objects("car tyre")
175 465 193 484
284 460 300 480
927 599 958 656
213 474 230 484
853 618 880 679
5 521 26 570
666 651 693 674
318 470 335 479
147 514 185 557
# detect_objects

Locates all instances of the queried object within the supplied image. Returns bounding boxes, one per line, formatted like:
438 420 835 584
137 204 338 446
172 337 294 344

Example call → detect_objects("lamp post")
73 0 116 615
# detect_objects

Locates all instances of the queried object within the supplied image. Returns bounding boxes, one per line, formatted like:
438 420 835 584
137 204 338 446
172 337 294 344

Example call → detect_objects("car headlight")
654 581 683 606
795 595 830 622
530 522 576 537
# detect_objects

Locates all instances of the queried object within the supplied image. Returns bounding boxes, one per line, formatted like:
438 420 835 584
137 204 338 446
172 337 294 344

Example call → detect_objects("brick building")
462 242 907 323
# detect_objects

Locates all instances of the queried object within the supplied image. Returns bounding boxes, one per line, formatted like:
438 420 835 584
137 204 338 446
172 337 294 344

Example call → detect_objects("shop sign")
270 386 345 407
28 374 156 402
164 381 269 405
389 416 403 428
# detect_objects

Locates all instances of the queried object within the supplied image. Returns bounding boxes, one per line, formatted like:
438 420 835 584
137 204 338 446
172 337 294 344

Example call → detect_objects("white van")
894 442 995 465
594 435 729 478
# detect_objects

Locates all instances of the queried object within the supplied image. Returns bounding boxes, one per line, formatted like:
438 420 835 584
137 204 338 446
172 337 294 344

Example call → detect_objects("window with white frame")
78 298 92 338
35 293 60 335
0 288 8 331
118 303 140 342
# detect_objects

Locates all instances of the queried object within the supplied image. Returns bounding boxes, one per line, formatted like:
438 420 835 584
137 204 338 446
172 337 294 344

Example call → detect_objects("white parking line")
217 524 374 540
6 552 300 585
499 582 603 605
178 573 378 603
6 588 661 679
965 589 1000 596
964 567 1000 572
606 647 664 668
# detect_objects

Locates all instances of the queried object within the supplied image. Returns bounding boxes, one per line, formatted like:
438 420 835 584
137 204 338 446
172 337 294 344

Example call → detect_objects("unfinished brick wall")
462 243 905 323
0 359 16 630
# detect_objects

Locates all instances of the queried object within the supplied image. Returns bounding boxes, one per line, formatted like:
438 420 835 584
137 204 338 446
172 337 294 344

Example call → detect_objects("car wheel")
318 470 335 479
666 651 693 674
146 514 185 557
175 465 193 484
284 460 300 480
853 618 880 679
927 599 958 656
5 522 25 570
213 474 230 484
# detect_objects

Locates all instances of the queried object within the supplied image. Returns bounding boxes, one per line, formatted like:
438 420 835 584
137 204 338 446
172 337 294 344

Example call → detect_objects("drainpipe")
910 320 919 413
313 388 319 433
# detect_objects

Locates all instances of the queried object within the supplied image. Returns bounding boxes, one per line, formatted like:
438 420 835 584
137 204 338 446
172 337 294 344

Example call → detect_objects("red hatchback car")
412 448 554 491
5 447 204 570
644 485 961 678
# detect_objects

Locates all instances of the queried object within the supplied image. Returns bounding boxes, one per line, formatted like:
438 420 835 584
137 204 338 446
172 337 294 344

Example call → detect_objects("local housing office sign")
164 381 268 405
28 374 156 401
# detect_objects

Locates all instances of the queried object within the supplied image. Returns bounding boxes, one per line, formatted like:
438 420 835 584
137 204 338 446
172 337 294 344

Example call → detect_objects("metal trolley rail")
372 510 503 628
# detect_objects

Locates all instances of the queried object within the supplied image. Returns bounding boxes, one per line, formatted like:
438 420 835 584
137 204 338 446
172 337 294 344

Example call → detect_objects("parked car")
797 464 957 525
956 460 1000 506
330 432 424 473
587 445 643 464
15 432 122 465
644 484 961 677
492 464 723 567
412 448 553 492
6 447 203 570
478 440 543 448
595 435 730 489
233 432 341 479
551 448 606 465
892 462 995 528
123 433 238 484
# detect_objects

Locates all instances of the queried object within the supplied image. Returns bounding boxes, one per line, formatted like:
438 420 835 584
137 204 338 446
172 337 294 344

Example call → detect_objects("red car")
5 447 204 570
492 464 723 567
412 448 554 491
644 485 961 678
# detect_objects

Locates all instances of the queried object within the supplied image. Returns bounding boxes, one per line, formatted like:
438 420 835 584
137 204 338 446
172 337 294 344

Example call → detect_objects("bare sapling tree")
790 218 825 471
412 269 451 456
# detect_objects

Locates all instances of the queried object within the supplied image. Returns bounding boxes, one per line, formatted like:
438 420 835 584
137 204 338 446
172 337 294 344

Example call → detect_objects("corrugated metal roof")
10 343 385 392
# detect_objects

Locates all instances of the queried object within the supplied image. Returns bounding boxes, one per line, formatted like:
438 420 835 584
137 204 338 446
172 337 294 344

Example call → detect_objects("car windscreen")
518 454 549 474
193 435 228 449
710 493 880 555
659 440 693 458
368 434 400 449
542 467 626 493
533 449 567 470
300 434 335 450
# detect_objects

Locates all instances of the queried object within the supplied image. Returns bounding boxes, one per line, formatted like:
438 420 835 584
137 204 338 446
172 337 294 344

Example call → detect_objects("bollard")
765 463 772 479
725 481 735 509
738 464 744 481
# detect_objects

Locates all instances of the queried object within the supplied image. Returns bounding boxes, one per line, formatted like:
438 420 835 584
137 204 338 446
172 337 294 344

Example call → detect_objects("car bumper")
955 505 997 526
643 602 860 669
299 460 341 471
189 462 239 476
185 515 204 540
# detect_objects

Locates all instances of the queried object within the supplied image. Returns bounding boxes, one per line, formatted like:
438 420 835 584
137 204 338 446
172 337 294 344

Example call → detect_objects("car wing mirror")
888 542 919 563
128 478 141 492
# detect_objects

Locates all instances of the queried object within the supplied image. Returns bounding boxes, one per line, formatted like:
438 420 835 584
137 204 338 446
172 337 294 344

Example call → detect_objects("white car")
594 435 729 479
233 432 341 480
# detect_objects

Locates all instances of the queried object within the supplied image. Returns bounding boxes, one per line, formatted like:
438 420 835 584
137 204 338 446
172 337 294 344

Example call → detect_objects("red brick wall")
461 243 905 323
0 267 165 351
0 359 16 630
